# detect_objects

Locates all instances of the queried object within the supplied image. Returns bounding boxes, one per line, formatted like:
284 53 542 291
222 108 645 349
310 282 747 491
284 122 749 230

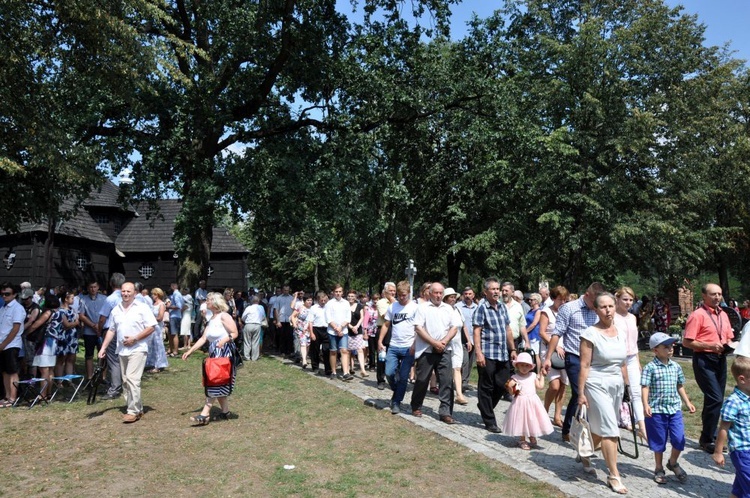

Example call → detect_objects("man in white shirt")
379 280 418 414
410 282 462 424
0 283 25 404
99 282 157 423
308 291 331 376
325 284 352 381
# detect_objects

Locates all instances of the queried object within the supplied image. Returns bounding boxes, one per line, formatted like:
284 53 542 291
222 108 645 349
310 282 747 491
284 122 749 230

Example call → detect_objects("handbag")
570 405 595 458
550 350 565 370
202 356 232 387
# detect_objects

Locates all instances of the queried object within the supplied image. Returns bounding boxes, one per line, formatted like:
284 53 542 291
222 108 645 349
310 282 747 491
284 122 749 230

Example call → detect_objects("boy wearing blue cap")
641 332 696 484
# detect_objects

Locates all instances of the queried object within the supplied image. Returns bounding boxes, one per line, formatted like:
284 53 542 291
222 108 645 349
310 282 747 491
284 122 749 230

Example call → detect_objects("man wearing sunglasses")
0 283 25 406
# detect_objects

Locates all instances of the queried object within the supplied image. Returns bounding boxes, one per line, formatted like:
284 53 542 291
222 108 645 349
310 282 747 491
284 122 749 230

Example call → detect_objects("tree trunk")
447 251 462 290
718 258 730 300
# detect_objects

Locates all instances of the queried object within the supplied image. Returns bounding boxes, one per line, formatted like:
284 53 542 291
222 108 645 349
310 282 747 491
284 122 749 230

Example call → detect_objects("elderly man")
167 283 183 356
502 282 529 351
99 282 157 423
375 282 396 390
539 285 553 308
543 282 606 441
473 278 516 433
683 283 734 453
0 283 25 405
79 280 106 381
411 282 462 424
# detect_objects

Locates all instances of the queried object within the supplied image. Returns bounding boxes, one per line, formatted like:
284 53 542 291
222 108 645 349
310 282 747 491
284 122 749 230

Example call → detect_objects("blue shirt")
80 293 107 337
721 387 750 452
525 308 541 342
456 300 477 345
640 357 685 414
473 299 510 361
552 296 599 355
169 290 184 319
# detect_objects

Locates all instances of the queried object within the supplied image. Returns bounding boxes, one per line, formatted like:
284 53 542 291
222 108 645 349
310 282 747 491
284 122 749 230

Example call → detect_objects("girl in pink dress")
502 352 554 449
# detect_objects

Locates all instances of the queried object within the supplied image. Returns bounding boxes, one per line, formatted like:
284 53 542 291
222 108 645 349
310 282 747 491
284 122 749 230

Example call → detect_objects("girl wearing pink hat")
502 352 554 449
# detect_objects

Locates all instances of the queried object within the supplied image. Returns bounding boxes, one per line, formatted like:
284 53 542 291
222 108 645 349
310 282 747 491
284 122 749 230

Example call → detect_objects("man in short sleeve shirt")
682 282 734 452
379 280 417 414
411 282 461 424
0 283 25 403
99 282 157 423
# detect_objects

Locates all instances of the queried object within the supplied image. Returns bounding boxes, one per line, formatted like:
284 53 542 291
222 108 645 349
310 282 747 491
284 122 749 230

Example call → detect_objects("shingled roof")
83 179 136 212
116 199 247 254
0 195 114 243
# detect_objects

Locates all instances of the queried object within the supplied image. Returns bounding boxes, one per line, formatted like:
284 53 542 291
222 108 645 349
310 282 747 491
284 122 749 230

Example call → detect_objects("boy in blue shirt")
641 332 696 484
714 355 750 498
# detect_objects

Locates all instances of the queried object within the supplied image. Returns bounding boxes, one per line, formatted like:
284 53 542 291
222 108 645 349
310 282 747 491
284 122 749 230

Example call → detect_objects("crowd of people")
3 276 750 496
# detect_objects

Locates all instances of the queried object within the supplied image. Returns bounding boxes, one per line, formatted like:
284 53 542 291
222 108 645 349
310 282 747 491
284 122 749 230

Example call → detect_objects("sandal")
653 469 667 484
518 440 531 450
190 414 210 425
0 399 11 408
607 475 628 494
147 368 159 374
666 460 688 483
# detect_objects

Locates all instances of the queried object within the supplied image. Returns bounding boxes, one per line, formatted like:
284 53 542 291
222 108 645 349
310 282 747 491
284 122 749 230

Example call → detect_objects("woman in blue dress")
146 287 169 373
55 289 80 378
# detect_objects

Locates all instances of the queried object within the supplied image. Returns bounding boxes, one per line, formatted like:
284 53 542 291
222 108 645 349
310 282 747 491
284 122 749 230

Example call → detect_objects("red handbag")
202 357 232 387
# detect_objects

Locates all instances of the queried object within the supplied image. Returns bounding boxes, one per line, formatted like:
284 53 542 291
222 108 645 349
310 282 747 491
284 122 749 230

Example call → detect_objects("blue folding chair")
50 374 86 403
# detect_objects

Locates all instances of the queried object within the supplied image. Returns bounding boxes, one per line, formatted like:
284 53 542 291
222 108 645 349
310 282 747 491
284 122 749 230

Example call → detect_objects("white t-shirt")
308 304 327 328
0 299 25 350
413 301 463 358
384 301 418 348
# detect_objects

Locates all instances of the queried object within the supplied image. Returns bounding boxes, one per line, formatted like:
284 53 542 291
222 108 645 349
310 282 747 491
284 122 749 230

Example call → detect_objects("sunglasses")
1 292 13 297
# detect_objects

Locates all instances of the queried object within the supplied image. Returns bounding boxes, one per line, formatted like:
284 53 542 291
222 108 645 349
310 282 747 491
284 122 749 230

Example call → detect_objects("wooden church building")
0 181 248 291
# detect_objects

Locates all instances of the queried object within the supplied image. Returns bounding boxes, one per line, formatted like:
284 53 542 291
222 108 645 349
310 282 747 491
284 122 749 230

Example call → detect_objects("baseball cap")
20 288 34 299
649 332 677 349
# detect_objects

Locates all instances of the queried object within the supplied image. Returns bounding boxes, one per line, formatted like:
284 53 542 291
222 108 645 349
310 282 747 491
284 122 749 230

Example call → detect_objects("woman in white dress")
578 292 629 494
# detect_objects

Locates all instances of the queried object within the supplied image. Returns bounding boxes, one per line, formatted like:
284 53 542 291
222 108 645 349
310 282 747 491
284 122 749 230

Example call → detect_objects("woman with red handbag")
182 292 238 425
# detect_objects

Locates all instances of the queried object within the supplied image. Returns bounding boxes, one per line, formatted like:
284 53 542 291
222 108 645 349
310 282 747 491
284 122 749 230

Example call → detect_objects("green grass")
1 346 565 497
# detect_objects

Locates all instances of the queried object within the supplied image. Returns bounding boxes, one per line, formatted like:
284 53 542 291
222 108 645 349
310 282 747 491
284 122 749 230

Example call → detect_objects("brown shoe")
562 433 570 442
412 409 423 418
123 413 139 423
440 415 457 425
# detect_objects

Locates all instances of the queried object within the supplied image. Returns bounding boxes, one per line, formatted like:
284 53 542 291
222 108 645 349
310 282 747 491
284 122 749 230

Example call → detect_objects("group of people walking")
4 275 750 497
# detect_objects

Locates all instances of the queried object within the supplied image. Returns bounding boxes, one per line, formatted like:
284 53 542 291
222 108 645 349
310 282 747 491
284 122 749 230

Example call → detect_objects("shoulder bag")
570 404 595 458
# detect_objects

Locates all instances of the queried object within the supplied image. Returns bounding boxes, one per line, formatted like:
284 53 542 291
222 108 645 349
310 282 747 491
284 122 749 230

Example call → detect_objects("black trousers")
367 335 378 369
310 327 331 374
693 352 727 445
279 322 294 355
476 357 511 428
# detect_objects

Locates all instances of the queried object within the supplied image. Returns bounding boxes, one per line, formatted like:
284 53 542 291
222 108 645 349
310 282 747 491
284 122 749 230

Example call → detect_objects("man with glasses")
0 283 25 405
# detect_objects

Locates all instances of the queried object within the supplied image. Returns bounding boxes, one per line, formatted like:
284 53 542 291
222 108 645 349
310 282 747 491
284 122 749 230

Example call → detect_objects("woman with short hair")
578 292 629 494
182 292 239 424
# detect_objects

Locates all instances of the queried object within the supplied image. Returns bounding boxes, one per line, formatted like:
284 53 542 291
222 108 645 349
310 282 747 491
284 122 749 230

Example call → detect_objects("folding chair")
50 374 85 403
12 378 49 408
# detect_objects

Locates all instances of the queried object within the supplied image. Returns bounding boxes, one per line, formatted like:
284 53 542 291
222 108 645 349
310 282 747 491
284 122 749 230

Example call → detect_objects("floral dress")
34 310 65 367
146 302 169 369
55 308 79 355
294 305 312 347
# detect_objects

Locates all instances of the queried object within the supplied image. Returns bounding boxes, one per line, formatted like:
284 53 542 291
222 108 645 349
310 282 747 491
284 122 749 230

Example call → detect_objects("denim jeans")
562 353 581 436
385 346 415 405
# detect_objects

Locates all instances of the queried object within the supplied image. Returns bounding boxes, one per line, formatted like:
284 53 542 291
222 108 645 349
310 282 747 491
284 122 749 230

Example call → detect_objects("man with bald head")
411 282 462 424
683 283 734 453
99 282 157 423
